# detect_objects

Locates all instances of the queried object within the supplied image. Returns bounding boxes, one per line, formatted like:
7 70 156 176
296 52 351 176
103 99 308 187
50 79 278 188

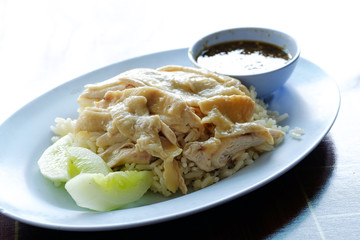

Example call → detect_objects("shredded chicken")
74 65 285 194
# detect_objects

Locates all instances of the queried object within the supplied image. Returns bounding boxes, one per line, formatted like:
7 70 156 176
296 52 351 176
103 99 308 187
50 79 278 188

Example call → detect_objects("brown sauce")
196 41 291 75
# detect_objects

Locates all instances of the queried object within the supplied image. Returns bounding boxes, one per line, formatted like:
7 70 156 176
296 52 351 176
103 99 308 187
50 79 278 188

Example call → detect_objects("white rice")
289 127 305 140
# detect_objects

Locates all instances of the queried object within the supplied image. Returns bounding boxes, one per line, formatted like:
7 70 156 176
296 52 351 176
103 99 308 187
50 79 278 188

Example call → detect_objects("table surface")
1 1 359 239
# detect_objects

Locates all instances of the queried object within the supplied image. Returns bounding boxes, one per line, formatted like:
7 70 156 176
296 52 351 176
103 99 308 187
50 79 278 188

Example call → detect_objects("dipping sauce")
196 41 291 75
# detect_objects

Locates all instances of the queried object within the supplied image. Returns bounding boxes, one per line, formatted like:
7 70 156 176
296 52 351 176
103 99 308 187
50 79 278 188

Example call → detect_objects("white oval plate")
0 48 340 231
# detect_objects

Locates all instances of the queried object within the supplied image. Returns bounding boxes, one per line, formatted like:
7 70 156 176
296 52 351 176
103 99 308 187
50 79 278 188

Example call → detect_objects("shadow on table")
18 136 336 240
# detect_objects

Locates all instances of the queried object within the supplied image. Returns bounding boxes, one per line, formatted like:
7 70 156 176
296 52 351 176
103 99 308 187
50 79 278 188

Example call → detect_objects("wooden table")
1 1 359 239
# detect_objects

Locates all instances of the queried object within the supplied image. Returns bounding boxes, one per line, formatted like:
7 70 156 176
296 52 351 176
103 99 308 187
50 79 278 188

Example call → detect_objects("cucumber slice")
67 147 112 177
38 134 73 185
65 171 153 211
38 134 111 186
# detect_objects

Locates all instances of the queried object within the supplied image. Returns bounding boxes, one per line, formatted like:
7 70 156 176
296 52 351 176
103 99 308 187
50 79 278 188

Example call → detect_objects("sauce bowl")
188 27 300 97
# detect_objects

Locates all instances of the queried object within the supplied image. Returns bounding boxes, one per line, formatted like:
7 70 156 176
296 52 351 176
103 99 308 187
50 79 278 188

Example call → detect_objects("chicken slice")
104 87 204 141
108 95 180 158
82 66 251 109
198 95 255 125
161 137 187 194
75 107 112 132
96 132 128 149
77 74 148 108
183 124 285 172
98 141 151 168
157 65 251 97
